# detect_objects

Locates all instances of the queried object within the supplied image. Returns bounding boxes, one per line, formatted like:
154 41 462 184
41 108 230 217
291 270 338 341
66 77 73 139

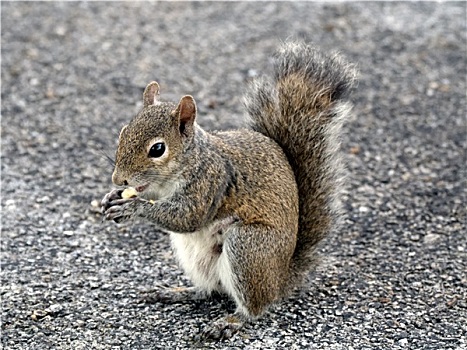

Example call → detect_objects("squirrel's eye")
148 142 166 158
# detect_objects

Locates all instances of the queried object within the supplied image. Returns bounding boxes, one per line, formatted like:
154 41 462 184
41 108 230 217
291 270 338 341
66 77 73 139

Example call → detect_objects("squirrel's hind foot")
197 313 244 341
139 284 208 304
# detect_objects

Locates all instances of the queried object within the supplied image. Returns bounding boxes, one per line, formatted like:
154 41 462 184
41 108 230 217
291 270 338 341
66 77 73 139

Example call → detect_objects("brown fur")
244 41 357 290
102 41 356 338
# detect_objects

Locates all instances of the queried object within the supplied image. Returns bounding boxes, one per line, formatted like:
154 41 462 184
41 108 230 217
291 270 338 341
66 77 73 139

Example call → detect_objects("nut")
121 187 138 199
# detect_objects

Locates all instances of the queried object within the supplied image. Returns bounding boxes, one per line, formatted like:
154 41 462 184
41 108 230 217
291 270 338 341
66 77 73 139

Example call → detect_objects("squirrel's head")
112 81 198 199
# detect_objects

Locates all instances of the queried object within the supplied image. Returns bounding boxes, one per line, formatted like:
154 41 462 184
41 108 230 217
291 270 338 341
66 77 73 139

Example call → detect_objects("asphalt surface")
1 2 466 350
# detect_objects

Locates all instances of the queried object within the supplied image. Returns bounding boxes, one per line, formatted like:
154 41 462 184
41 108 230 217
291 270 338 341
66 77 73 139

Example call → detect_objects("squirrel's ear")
175 95 197 137
143 81 160 107
119 124 128 139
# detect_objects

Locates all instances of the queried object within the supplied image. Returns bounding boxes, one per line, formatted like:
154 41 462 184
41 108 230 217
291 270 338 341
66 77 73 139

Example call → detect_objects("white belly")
169 220 237 296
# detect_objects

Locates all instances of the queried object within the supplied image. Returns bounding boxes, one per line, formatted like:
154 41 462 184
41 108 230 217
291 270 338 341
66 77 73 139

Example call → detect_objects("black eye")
148 142 166 158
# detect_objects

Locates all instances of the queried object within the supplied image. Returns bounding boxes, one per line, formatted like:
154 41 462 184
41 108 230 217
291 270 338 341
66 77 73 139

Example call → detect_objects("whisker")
93 149 115 167
103 153 116 167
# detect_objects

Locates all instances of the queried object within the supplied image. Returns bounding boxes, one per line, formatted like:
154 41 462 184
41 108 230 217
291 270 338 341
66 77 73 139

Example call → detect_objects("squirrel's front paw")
101 189 122 213
101 189 140 223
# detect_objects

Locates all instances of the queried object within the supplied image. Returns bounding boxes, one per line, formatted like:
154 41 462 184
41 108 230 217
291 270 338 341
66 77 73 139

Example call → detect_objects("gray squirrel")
101 41 357 340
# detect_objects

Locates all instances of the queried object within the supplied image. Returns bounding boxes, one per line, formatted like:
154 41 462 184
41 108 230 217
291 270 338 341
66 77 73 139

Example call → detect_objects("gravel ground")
1 2 466 349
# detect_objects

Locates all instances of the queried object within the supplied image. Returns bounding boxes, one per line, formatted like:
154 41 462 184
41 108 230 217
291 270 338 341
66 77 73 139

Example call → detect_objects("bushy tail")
244 41 357 288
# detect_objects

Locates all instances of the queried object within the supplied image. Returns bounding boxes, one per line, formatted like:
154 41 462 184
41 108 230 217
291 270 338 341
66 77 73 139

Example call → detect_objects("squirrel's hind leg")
222 224 295 316
200 224 295 340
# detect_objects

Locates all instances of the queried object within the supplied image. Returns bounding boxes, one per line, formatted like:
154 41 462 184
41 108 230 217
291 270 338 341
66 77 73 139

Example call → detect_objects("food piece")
121 187 138 199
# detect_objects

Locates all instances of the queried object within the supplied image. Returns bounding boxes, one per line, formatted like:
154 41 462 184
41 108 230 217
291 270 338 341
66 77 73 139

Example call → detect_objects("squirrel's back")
244 41 357 287
209 128 298 228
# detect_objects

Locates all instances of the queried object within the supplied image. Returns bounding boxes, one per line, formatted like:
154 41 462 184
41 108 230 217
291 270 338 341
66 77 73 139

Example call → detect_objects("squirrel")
101 41 356 340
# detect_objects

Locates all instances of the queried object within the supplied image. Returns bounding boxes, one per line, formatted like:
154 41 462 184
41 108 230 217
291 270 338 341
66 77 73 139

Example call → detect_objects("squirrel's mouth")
135 184 149 193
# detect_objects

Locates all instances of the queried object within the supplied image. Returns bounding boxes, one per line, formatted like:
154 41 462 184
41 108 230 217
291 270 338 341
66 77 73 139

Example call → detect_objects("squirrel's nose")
112 170 128 186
